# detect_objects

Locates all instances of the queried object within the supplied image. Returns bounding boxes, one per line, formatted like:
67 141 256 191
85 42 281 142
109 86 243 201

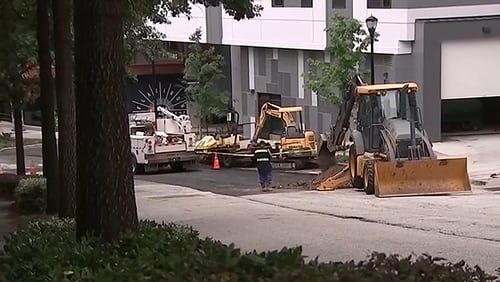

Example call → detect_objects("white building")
150 0 500 141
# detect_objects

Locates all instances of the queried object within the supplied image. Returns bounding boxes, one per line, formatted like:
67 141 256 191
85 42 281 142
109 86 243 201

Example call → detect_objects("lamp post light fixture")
365 15 378 85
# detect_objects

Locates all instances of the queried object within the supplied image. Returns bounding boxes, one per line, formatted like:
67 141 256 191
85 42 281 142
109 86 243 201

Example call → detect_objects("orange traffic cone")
29 161 37 176
213 153 220 170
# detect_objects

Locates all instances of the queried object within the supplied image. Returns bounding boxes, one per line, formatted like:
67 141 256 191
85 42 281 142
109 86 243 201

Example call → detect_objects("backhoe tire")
363 161 375 195
349 145 363 188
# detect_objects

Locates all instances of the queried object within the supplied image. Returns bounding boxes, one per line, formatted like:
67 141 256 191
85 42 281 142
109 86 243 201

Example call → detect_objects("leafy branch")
304 13 379 104
184 28 228 129
124 0 263 79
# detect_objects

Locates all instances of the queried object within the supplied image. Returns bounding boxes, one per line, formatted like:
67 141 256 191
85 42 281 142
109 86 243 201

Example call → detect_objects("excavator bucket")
314 166 351 191
373 156 471 197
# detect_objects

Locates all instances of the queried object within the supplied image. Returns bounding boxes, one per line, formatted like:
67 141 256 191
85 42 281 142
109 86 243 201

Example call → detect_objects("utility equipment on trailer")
129 106 199 174
195 103 318 169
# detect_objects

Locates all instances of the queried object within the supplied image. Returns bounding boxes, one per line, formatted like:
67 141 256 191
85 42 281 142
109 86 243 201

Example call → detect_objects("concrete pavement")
134 179 500 274
433 135 500 182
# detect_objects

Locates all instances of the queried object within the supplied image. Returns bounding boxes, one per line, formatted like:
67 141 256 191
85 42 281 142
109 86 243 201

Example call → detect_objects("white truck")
129 106 199 174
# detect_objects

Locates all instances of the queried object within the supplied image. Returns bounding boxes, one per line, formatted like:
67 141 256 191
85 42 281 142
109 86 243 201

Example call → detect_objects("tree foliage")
0 0 38 176
184 28 229 126
124 0 263 65
0 0 38 103
305 13 379 104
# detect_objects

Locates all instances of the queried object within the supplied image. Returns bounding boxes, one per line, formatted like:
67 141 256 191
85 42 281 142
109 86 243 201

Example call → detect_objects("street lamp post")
365 15 378 85
151 58 158 121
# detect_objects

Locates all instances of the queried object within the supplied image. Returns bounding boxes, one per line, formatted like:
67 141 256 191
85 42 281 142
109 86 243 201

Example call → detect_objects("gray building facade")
194 0 500 141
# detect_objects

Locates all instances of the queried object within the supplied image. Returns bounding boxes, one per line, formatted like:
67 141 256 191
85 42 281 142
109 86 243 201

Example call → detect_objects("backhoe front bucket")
373 157 471 197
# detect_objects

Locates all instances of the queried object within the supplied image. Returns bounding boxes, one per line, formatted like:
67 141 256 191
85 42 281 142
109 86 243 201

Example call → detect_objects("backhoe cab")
317 81 471 197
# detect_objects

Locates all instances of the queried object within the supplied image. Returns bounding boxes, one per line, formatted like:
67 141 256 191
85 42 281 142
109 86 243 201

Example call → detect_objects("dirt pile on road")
283 181 310 190
310 164 351 190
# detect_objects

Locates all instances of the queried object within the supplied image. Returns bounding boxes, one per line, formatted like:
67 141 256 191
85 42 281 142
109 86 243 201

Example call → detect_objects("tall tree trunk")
37 0 59 214
13 101 25 176
74 0 138 241
52 0 76 218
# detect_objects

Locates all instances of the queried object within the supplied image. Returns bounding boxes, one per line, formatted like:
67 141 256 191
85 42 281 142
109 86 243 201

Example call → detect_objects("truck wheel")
131 156 137 174
349 145 363 188
363 161 375 195
131 155 145 175
221 155 234 168
171 162 185 172
292 159 306 170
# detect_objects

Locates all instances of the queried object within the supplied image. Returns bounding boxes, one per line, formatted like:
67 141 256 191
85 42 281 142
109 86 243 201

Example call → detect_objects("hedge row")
0 218 496 282
0 174 46 213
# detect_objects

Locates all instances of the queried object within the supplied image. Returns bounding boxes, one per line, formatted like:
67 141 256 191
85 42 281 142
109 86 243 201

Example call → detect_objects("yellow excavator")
195 102 318 169
315 74 471 197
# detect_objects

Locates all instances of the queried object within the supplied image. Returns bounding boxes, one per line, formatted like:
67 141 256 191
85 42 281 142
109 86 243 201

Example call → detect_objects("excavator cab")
253 103 318 164
278 106 305 139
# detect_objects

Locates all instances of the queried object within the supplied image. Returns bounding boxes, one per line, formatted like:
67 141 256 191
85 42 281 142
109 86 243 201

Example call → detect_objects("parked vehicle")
129 106 199 174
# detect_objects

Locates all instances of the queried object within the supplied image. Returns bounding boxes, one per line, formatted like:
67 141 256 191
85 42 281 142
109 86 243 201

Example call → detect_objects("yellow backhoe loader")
315 74 471 197
195 102 318 169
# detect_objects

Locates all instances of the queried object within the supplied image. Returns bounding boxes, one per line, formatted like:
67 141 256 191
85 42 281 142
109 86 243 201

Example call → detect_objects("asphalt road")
135 165 317 196
0 145 43 173
0 144 317 196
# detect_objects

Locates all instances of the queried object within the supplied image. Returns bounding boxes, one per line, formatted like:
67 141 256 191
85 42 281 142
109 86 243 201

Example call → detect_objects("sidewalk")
134 180 500 274
433 135 500 181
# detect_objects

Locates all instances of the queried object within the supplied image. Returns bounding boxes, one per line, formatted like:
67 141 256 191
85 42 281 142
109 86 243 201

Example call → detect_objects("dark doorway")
441 97 500 136
258 92 281 110
257 93 282 140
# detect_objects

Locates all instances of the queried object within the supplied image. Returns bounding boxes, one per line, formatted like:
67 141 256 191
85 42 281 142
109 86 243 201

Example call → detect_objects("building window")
272 0 284 7
272 0 312 8
332 0 346 9
368 0 391 8
301 0 312 8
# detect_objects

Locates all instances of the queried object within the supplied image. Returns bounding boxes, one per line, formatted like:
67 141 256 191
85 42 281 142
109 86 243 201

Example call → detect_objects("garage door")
441 38 500 100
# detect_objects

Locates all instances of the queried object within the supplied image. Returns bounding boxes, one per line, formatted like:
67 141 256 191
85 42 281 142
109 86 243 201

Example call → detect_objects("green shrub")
0 218 497 282
13 177 47 213
0 174 23 196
